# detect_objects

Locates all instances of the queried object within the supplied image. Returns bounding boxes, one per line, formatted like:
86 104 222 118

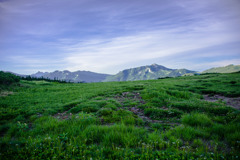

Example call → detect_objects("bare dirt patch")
53 111 73 120
203 95 240 110
130 106 179 126
0 91 14 97
114 91 145 105
116 92 179 126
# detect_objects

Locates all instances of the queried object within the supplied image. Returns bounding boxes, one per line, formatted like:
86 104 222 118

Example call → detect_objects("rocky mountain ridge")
104 64 196 81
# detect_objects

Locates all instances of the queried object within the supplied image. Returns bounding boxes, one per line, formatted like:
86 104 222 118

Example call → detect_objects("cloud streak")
0 0 240 74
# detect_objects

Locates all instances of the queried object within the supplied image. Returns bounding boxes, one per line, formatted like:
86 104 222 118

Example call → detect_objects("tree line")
21 75 72 83
0 71 20 85
0 71 84 85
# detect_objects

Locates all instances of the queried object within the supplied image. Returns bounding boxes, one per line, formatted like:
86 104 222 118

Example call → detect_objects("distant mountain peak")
104 64 196 82
202 64 240 73
151 63 158 66
31 70 111 83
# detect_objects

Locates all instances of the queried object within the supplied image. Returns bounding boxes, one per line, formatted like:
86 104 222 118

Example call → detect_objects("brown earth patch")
114 91 145 105
0 91 14 97
203 94 240 110
116 92 179 126
53 111 73 120
129 107 179 126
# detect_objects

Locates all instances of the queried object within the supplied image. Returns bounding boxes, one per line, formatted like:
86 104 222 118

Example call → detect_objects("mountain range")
104 64 196 81
5 64 240 83
31 70 110 83
29 64 196 82
202 64 240 73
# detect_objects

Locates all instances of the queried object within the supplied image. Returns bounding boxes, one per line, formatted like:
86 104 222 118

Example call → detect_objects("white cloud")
1 0 240 74
184 59 240 72
62 23 239 73
203 59 240 68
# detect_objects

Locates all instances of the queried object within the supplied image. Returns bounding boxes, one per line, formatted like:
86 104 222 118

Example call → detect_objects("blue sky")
0 0 240 74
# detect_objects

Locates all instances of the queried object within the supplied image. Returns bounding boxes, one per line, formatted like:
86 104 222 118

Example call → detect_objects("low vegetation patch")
181 113 213 127
0 71 20 85
144 108 183 119
0 72 239 159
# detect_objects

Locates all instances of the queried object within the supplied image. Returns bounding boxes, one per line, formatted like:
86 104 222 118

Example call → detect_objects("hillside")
31 70 111 83
28 64 196 83
202 64 240 73
104 64 196 81
1 72 239 159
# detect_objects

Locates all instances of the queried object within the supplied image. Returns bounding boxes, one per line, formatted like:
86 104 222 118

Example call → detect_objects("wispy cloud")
62 25 239 73
0 0 240 74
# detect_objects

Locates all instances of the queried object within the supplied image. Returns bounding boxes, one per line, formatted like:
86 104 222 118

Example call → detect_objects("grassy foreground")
0 73 240 159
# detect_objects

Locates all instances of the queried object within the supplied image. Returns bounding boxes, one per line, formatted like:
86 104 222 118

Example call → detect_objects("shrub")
225 111 240 123
144 108 183 120
166 125 210 141
210 123 240 147
226 131 240 148
181 113 213 127
207 106 234 115
83 124 147 147
173 101 234 115
122 100 139 107
68 106 82 113
0 71 20 85
14 115 26 122
210 123 225 139
166 90 190 99
104 103 117 110
150 97 168 107
75 112 98 127
151 123 171 131
192 139 204 148
102 109 138 125
69 103 100 113
97 108 113 116
151 123 164 130
172 101 200 112
126 84 144 91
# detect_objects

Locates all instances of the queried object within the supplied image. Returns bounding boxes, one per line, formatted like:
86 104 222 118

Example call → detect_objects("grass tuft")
181 113 213 127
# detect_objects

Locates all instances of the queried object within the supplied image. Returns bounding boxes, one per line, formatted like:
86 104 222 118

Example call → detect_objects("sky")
0 0 240 75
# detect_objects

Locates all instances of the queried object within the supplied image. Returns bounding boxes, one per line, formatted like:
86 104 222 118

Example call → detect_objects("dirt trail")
203 95 240 110
52 91 180 127
118 92 179 126
129 106 179 125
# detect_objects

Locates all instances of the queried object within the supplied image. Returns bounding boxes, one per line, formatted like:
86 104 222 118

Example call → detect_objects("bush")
181 113 213 127
144 108 183 120
210 123 240 147
225 111 240 123
166 90 190 99
75 112 98 127
0 71 20 85
83 124 147 147
192 139 204 148
97 108 113 116
104 103 117 110
166 125 210 141
173 101 234 115
102 109 138 125
226 131 240 148
69 103 100 113
151 123 171 131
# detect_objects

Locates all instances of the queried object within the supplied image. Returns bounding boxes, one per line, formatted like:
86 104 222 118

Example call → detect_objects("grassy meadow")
0 72 240 159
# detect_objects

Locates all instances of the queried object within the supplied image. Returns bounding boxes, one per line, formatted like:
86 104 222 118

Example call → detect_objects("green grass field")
0 73 240 159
